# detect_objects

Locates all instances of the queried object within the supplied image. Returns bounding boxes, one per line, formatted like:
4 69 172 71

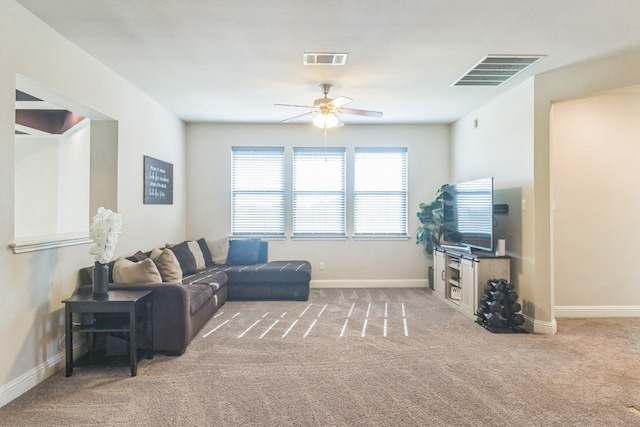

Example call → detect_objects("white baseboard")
523 314 557 335
555 305 640 318
0 340 84 408
0 353 64 408
310 279 428 289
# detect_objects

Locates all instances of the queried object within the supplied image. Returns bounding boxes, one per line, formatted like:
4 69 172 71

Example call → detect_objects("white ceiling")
15 0 640 124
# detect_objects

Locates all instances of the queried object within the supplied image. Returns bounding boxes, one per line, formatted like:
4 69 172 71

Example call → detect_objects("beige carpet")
1 288 640 426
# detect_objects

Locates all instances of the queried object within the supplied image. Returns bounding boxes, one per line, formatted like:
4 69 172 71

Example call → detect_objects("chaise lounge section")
188 260 310 301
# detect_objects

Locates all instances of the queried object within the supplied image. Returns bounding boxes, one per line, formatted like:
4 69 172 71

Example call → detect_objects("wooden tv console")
433 246 510 319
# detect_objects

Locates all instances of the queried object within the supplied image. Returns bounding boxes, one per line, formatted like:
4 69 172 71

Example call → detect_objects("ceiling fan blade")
337 107 383 118
274 103 315 109
280 111 315 123
328 96 352 108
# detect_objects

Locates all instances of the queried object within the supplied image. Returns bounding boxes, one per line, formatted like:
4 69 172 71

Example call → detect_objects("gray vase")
93 261 109 295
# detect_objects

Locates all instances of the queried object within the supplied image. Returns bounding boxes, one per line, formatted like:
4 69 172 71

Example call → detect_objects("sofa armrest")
109 282 191 354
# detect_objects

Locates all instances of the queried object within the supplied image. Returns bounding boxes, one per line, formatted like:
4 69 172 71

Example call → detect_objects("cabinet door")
433 250 446 298
460 258 477 315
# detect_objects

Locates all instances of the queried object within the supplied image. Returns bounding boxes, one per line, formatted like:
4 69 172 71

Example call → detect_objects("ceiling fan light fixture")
276 83 381 127
313 112 340 129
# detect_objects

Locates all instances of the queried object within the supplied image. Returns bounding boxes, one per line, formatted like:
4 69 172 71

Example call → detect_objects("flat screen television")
441 177 494 252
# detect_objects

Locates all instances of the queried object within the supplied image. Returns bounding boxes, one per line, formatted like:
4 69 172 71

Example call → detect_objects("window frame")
353 147 409 239
231 146 286 237
292 146 347 238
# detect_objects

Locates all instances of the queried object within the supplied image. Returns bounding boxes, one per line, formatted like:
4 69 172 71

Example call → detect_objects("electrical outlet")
319 262 325 270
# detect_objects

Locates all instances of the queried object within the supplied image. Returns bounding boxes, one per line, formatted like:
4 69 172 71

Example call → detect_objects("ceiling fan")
275 83 383 129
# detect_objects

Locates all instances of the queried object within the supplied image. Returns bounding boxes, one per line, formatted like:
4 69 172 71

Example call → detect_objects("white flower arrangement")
89 207 122 264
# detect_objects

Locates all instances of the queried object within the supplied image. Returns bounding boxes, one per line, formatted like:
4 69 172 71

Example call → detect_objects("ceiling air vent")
303 52 348 65
453 55 545 86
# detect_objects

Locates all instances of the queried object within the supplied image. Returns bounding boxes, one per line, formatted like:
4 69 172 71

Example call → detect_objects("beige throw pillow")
187 240 206 270
113 257 162 284
150 248 183 282
207 237 229 264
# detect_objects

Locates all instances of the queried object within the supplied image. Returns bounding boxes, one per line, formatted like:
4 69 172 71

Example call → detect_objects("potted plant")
416 185 446 255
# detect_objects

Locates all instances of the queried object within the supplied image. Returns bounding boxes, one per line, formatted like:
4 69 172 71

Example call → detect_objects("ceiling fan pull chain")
324 124 328 160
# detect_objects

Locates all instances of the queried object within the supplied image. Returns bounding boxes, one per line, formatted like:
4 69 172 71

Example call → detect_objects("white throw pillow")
187 240 206 270
206 237 229 264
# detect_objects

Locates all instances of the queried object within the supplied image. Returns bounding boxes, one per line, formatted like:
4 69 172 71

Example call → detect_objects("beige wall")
450 48 640 333
14 136 60 237
534 48 640 327
451 80 537 329
1 2 185 406
551 93 640 315
14 120 91 239
185 123 450 286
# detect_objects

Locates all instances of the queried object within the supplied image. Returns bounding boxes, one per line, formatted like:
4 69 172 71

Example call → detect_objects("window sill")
230 235 286 241
352 235 411 241
10 233 92 254
291 236 348 241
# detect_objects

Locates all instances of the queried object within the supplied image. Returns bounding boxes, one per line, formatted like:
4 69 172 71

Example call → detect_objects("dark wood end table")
62 289 154 377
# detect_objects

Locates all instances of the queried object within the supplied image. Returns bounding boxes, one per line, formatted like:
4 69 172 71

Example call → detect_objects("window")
231 147 285 236
354 147 408 236
293 147 346 237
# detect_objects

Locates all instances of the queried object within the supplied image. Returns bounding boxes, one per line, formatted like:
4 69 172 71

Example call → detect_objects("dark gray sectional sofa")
78 240 311 355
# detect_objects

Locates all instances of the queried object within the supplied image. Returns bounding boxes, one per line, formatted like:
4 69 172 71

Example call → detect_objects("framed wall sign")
144 155 173 204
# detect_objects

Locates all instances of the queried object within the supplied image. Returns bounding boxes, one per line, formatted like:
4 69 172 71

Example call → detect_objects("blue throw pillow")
226 239 261 265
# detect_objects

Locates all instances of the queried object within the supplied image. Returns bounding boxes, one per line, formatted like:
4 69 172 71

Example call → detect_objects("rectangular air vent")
303 52 348 65
453 55 545 86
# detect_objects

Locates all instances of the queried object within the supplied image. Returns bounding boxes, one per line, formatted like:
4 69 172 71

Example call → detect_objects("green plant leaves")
415 184 447 255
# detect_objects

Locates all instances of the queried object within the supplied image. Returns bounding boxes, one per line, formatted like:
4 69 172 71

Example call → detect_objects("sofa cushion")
183 266 228 290
227 239 261 265
187 284 214 315
187 240 206 270
197 238 214 266
222 261 311 283
207 237 229 264
112 257 162 284
169 241 198 275
150 248 183 282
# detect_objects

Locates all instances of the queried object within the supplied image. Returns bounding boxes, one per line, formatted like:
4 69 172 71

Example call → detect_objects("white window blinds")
231 147 285 236
292 147 346 236
354 147 408 236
